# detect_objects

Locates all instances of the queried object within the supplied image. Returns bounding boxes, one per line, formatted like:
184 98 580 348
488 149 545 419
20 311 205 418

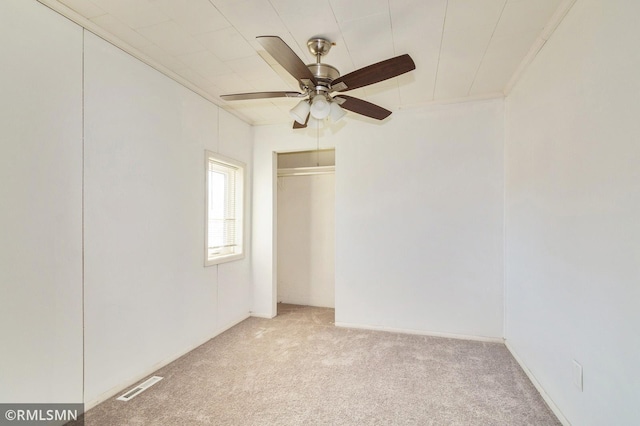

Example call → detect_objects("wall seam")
502 98 507 340
81 28 86 408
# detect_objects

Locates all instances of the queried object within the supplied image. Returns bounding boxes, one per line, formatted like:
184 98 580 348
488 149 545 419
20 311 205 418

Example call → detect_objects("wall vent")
116 376 163 401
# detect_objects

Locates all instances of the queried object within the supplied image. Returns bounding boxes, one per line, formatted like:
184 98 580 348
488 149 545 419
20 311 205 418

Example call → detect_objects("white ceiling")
48 0 571 125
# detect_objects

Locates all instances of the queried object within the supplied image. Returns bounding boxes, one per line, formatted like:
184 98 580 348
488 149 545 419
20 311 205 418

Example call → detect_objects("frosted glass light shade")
308 116 324 129
329 101 347 122
310 96 330 119
290 100 310 124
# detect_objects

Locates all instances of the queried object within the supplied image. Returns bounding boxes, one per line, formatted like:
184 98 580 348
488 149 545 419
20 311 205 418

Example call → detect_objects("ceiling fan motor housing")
306 63 340 85
304 37 340 94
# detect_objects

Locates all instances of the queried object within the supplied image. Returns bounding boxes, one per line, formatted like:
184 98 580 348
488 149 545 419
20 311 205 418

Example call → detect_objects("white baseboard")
84 312 250 410
250 312 276 319
334 321 504 343
214 312 252 336
504 340 571 426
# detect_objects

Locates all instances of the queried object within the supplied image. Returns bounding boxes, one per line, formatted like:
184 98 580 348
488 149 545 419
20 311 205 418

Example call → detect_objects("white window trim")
205 150 245 266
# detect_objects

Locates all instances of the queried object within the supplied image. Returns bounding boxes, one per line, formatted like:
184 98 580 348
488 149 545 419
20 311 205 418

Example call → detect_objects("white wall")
0 0 83 403
0 0 253 408
254 99 504 339
504 0 640 424
277 173 335 308
83 32 252 406
335 100 504 339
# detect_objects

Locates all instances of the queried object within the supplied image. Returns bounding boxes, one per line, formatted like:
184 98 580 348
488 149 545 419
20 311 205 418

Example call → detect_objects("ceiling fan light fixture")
290 100 310 124
310 95 330 120
329 101 347 122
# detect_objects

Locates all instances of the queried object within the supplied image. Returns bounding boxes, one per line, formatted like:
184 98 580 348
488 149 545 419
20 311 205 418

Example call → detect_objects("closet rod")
277 166 335 177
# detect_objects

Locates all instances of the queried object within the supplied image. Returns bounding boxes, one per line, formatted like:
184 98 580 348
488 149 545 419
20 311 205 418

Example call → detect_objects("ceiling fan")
220 36 416 128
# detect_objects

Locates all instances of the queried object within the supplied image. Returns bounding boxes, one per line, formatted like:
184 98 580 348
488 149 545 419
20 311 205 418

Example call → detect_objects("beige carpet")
79 304 560 425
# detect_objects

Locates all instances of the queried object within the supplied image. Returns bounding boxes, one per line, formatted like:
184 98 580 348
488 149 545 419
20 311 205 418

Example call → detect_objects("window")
205 151 244 266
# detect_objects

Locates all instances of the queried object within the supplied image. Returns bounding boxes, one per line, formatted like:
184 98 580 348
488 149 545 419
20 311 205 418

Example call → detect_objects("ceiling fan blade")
257 36 317 86
221 91 303 101
292 113 310 129
332 54 416 92
336 95 392 120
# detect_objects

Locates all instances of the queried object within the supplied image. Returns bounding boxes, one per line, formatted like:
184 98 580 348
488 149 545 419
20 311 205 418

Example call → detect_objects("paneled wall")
334 100 504 339
0 0 83 403
504 0 640 423
83 32 252 406
0 0 253 408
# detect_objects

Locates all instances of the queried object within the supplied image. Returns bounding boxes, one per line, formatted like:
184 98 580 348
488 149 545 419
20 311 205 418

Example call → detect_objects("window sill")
205 252 245 267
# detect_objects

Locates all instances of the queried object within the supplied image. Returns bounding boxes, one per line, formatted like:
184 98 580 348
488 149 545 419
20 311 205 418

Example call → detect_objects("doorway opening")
276 149 335 309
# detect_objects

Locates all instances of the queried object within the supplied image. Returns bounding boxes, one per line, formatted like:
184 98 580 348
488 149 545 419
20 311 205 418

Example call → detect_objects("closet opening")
276 149 335 310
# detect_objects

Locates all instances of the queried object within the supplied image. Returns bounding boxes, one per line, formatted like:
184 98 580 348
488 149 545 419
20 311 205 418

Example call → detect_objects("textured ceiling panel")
55 0 566 125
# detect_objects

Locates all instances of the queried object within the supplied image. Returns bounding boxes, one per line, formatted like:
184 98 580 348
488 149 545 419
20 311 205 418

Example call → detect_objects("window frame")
204 150 245 266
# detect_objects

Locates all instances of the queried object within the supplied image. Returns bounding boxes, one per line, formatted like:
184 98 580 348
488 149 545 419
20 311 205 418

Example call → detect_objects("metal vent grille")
116 376 163 401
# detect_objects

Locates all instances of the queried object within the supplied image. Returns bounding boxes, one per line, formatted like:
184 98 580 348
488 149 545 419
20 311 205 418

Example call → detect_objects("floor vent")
116 376 163 401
